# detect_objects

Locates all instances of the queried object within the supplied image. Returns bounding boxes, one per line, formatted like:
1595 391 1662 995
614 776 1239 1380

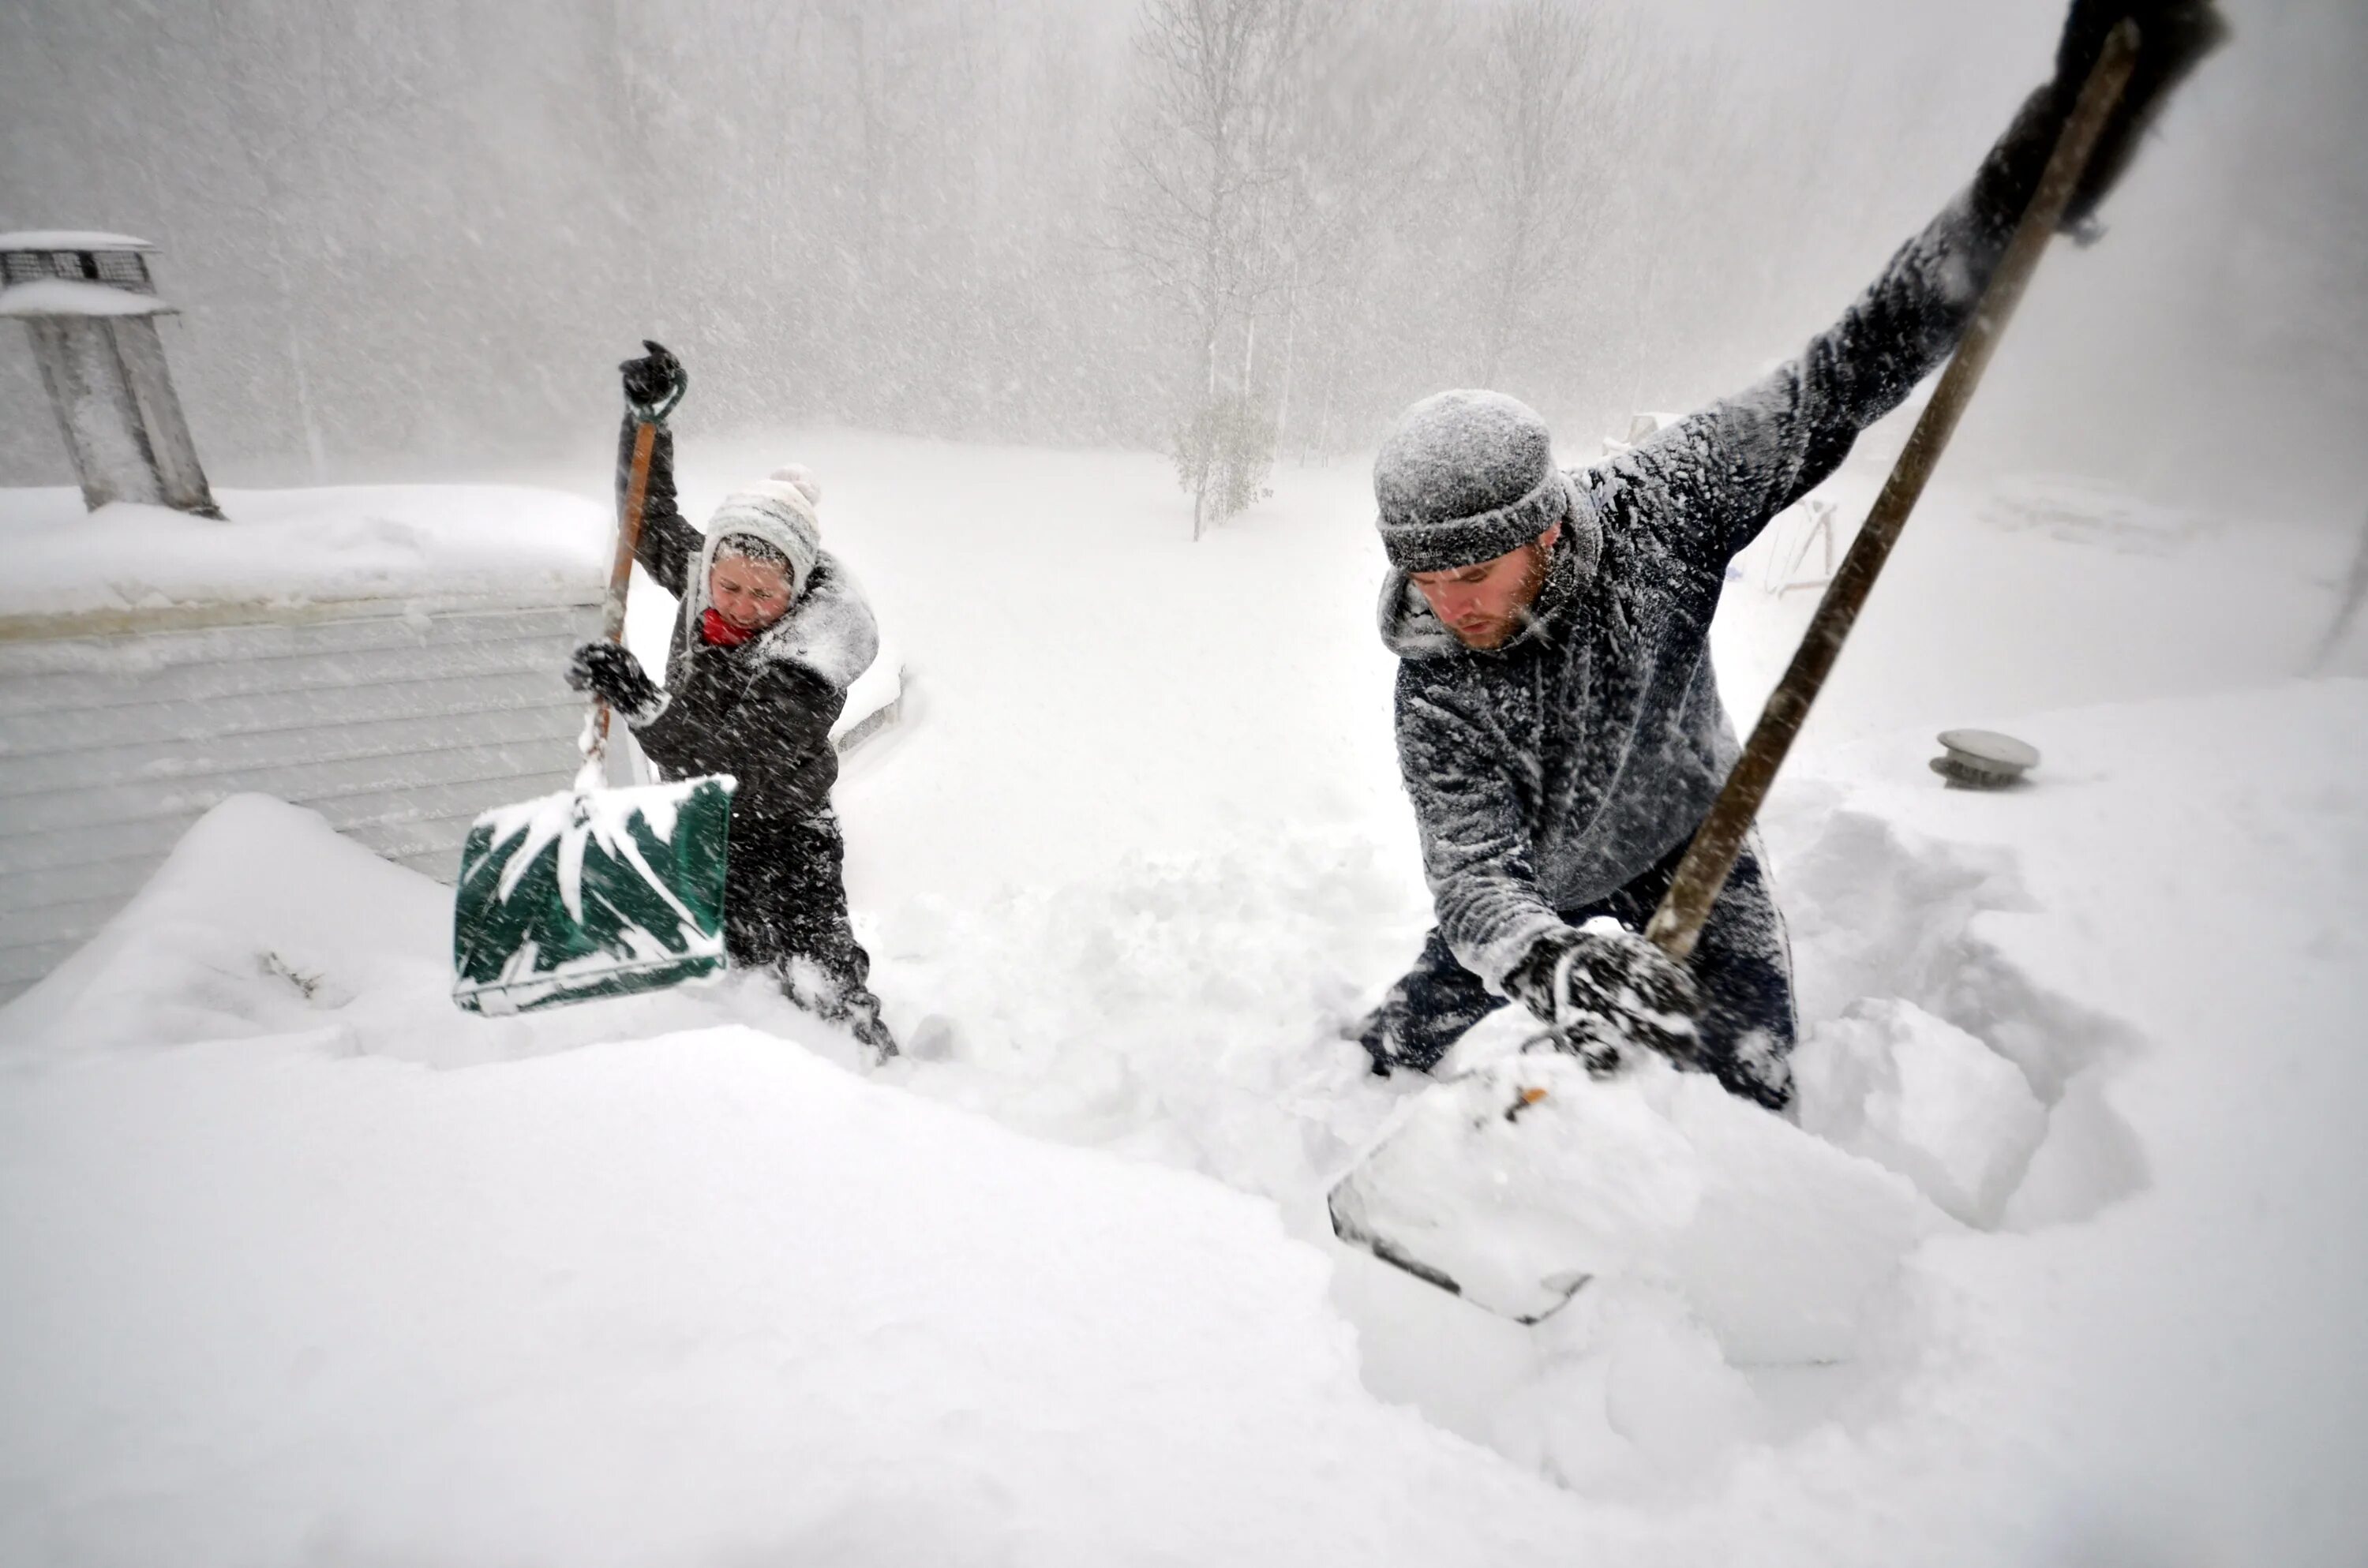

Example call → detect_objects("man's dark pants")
1358 835 1797 1105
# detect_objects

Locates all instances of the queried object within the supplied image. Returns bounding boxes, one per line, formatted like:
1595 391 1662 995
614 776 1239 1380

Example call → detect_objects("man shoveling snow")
1353 0 2223 1110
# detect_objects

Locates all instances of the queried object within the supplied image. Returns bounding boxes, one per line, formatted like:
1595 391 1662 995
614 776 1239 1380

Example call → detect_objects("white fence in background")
0 594 601 1001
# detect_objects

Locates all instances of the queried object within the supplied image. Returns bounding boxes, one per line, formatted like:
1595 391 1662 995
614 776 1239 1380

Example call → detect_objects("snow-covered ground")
0 485 605 618
2 432 2364 1564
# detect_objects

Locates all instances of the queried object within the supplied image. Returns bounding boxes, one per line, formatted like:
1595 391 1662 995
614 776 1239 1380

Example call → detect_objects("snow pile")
0 1025 1605 1565
0 484 607 617
1792 997 2047 1226
0 803 1649 1566
0 792 453 1058
1332 1050 1710 1319
1332 1050 1946 1360
2 432 2364 1562
0 794 811 1076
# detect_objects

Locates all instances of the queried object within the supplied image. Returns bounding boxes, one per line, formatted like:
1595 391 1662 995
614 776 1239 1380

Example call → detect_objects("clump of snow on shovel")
1336 1050 1956 1361
1335 1051 1706 1321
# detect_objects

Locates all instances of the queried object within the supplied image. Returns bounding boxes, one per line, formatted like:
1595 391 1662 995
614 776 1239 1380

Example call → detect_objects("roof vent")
2 231 217 518
1930 728 2040 789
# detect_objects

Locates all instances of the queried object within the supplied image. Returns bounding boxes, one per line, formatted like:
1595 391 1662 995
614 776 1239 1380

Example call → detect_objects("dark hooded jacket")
1386 106 2065 991
613 418 879 832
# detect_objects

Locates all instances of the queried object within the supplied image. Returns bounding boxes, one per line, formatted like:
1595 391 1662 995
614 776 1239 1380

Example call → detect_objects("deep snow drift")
2 433 2363 1564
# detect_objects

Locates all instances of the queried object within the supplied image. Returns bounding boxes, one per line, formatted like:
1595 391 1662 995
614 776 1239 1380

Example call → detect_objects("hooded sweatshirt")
613 418 879 829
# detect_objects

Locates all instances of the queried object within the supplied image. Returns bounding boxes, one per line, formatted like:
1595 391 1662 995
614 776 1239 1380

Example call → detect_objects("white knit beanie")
704 466 824 598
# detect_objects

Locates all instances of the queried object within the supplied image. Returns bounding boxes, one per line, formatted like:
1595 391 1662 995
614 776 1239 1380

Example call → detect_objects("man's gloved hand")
566 642 665 725
2047 0 2228 233
619 339 686 420
1504 919 1702 1074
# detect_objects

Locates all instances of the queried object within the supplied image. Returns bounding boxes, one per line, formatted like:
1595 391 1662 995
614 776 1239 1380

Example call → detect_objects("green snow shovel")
1330 23 2149 1323
451 402 736 1015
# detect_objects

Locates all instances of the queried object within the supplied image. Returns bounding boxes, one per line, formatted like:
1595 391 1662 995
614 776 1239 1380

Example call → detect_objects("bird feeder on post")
1 231 219 518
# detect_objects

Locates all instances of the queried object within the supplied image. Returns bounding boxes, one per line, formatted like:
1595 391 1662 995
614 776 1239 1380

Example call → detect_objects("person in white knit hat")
568 341 896 1060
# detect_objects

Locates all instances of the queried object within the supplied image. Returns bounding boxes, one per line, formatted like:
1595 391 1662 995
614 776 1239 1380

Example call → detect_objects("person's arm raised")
615 339 702 599
1615 0 2225 567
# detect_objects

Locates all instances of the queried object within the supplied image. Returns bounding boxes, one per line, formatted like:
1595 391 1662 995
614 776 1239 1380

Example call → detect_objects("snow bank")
0 1027 1620 1566
3 430 2364 1563
0 483 607 618
0 793 449 1057
1 808 1616 1566
1793 997 2047 1226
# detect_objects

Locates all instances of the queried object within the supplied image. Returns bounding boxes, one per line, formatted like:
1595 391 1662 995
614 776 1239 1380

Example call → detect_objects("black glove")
619 339 686 421
1504 922 1702 1076
566 642 665 724
2021 0 2227 234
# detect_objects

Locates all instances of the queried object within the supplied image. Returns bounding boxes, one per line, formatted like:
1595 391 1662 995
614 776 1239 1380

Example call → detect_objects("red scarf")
700 608 756 648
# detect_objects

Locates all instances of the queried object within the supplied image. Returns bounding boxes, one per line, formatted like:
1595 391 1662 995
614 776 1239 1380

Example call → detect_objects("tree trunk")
1273 256 1298 455
263 203 328 483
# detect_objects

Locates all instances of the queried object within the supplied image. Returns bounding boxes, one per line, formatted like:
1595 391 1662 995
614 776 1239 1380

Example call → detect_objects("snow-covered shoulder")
0 483 609 622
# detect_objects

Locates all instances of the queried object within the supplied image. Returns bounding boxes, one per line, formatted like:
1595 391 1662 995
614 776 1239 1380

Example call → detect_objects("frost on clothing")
609 417 886 1042
1383 129 2055 1002
1362 833 1795 1106
615 417 878 828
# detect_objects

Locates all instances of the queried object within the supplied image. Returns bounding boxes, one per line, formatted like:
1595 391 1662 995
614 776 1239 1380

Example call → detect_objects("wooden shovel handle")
1643 22 2141 962
584 417 659 769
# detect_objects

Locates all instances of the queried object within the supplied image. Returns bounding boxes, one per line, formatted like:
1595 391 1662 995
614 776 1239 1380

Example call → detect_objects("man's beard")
1444 541 1554 649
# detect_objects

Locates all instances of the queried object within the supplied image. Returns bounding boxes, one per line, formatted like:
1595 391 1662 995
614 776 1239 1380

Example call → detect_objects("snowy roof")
0 278 174 319
0 230 155 253
0 484 611 624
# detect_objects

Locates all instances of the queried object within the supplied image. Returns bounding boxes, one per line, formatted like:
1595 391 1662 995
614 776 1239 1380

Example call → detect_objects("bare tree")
1114 0 1328 537
2313 507 2368 673
1465 0 1622 389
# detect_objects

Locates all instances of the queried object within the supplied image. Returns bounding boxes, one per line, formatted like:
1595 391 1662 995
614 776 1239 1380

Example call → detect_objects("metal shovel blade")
1326 1053 1656 1325
1330 1169 1590 1326
451 774 735 1015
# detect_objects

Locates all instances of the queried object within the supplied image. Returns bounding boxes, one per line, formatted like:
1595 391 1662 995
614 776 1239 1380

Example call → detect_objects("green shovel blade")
451 775 736 1015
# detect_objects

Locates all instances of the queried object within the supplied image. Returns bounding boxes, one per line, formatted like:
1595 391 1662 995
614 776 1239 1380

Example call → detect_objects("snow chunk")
1600 1301 1766 1469
0 483 607 618
1794 998 2050 1227
1333 1052 1707 1320
1335 1051 1951 1364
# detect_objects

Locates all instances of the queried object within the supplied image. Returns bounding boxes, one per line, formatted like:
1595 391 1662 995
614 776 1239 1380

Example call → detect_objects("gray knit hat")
1373 390 1576 572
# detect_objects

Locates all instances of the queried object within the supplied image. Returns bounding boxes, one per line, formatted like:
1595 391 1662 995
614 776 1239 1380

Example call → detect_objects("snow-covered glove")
566 642 665 725
1503 920 1701 1076
2014 0 2227 235
618 339 686 421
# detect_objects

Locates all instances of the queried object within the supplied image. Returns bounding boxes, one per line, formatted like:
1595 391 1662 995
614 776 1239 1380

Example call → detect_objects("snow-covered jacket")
615 418 879 828
1387 122 2055 992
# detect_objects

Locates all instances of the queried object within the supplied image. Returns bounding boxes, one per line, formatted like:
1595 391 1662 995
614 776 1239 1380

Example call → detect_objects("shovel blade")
1328 1052 1703 1324
451 775 735 1015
